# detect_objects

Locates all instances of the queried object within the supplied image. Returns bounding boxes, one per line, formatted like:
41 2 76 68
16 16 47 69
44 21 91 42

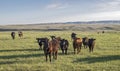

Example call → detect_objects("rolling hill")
0 20 120 31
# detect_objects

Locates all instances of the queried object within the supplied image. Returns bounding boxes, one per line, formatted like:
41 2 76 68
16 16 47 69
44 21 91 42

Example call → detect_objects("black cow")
11 32 15 40
36 38 48 50
71 32 77 40
50 35 56 40
88 38 96 52
82 37 89 48
60 39 69 54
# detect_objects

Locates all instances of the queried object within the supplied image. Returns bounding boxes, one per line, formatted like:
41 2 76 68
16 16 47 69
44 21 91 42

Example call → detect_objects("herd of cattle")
11 32 96 62
36 33 96 62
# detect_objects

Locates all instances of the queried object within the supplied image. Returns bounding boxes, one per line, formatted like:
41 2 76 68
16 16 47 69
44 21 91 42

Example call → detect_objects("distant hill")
0 20 120 31
64 20 120 24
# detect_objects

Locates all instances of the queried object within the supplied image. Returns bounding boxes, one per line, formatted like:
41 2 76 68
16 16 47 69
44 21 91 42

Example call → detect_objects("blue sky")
0 0 120 25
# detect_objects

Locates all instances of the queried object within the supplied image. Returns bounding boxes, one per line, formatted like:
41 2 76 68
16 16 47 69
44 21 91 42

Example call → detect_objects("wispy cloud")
97 0 120 11
51 11 120 22
46 3 68 9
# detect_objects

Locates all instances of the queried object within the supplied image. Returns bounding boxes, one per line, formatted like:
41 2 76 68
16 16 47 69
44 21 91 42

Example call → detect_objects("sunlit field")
0 31 120 71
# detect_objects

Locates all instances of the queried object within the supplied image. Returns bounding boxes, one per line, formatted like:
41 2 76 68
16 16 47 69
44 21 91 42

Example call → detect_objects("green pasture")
0 31 120 71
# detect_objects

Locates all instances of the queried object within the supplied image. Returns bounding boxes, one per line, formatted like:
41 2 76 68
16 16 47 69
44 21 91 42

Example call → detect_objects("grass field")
0 31 120 71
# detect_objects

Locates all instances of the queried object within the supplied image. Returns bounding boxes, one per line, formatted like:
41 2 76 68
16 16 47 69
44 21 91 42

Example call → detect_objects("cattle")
47 37 61 62
50 35 56 40
60 39 69 54
36 38 48 50
18 31 23 38
73 37 82 54
37 38 50 62
102 31 105 34
82 37 89 48
71 32 77 40
88 38 96 52
11 32 15 40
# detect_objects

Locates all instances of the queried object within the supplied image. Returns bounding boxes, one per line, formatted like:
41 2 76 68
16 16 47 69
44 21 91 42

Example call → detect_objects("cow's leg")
49 52 52 62
55 51 58 60
65 48 67 54
45 53 48 62
74 48 76 54
12 36 15 40
39 43 42 50
44 50 47 62
92 46 94 52
52 52 55 59
40 44 42 50
62 49 64 54
77 47 80 54
89 46 92 53
89 46 91 52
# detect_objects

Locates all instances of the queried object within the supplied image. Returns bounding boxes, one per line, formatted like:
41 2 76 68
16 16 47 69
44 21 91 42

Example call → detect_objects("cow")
50 35 56 40
60 39 69 54
18 31 23 38
71 32 77 41
36 38 50 62
46 37 61 62
82 37 89 48
11 32 15 40
36 38 48 50
88 38 96 52
73 37 82 54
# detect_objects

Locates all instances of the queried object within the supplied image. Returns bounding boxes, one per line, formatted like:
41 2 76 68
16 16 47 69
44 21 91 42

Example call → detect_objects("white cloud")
46 3 68 9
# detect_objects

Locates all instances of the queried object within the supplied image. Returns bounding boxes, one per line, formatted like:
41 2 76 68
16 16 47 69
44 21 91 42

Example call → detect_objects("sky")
0 0 120 25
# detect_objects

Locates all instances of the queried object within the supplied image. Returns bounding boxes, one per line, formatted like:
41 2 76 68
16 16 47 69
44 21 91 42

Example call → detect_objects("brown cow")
44 37 60 62
18 31 23 38
73 37 82 54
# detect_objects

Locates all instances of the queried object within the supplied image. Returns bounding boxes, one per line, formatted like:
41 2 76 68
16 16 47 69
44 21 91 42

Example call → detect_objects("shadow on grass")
0 53 44 60
0 48 41 52
0 38 10 40
0 61 17 65
73 55 120 63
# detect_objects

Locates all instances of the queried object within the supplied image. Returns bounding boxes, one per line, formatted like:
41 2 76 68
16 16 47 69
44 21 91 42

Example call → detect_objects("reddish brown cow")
44 37 60 62
73 38 82 54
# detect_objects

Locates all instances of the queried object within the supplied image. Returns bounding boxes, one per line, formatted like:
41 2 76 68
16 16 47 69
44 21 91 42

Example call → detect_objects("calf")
88 38 96 52
60 39 69 54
